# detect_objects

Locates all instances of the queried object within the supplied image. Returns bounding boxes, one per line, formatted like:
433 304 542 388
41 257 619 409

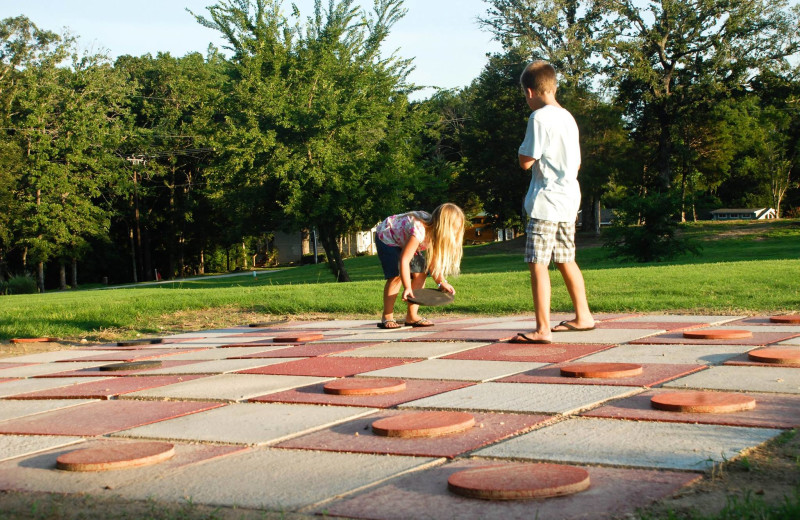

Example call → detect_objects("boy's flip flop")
406 288 455 307
509 333 552 344
552 321 596 332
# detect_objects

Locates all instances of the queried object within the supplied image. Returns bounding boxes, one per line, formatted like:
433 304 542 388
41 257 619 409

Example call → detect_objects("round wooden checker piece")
447 463 591 500
323 378 407 396
559 362 643 379
116 338 163 346
651 391 756 414
99 360 163 371
56 442 175 472
371 411 475 438
770 315 800 324
10 337 58 344
747 348 800 365
272 333 324 343
682 329 752 340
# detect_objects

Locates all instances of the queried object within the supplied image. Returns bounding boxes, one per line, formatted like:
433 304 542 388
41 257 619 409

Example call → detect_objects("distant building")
710 208 776 221
464 213 517 244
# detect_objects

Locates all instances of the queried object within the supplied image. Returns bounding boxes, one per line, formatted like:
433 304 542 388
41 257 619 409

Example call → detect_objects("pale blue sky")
1 0 503 99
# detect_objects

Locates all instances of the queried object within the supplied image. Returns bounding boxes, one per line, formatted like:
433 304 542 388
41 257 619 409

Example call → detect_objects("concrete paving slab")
399 382 641 415
231 342 379 358
594 321 708 331
577 344 755 365
0 350 105 363
714 322 800 333
408 329 521 342
474 417 781 471
723 352 800 368
324 331 439 342
0 377 110 398
282 319 377 329
156 346 287 360
60 348 210 363
779 336 800 345
0 399 97 422
114 402 376 445
663 365 800 394
0 400 224 436
116 447 440 511
122 373 330 402
0 439 247 494
322 460 701 520
7 375 209 400
250 379 474 408
0 378 16 384
631 331 797 346
547 328 666 344
622 315 738 324
463 319 538 330
499 363 706 387
0 362 108 378
360 359 546 382
0 363 34 369
582 389 800 429
239 356 420 377
277 410 550 458
38 360 204 377
0 435 84 463
442 342 613 363
135 358 303 375
332 341 489 359
728 316 795 326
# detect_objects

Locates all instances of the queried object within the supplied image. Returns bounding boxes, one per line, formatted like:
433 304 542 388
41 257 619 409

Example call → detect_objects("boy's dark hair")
520 60 557 94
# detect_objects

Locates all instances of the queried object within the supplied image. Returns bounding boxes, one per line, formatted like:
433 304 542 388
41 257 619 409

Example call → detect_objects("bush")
6 274 38 295
602 192 701 262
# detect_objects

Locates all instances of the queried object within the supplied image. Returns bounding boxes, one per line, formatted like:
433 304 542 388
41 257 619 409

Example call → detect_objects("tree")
194 0 424 282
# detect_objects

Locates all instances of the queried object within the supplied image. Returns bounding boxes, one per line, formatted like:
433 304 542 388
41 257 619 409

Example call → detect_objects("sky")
1 0 503 100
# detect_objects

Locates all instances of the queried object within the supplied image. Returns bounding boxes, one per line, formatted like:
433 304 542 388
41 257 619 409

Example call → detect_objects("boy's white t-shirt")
518 104 582 222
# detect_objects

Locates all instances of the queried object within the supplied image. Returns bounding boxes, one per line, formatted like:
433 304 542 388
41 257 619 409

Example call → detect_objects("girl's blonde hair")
419 203 465 280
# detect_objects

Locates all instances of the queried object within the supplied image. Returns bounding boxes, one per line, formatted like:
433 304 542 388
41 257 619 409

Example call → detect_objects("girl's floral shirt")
376 212 429 251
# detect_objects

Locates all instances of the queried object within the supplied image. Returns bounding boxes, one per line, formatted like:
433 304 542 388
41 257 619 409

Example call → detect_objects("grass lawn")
1 219 798 341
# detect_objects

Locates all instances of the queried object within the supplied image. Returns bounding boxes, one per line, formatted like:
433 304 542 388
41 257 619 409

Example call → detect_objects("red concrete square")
275 410 550 458
322 460 700 520
497 363 706 387
442 343 613 363
725 316 791 326
0 363 35 370
237 357 421 377
59 348 210 363
35 360 204 377
629 331 798 345
0 400 225 436
582 389 800 429
250 379 475 408
0 378 17 384
231 342 381 358
7 375 210 399
405 330 520 342
595 321 709 331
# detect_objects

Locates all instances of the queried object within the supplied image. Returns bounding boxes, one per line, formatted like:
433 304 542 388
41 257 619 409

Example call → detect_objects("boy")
511 60 594 344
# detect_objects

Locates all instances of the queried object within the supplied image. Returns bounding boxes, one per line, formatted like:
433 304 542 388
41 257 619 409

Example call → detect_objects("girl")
375 203 465 328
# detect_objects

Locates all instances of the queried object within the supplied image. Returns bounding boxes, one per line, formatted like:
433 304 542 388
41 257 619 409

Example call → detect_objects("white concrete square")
464 319 537 330
156 346 288 361
444 317 534 326
169 337 274 346
663 366 800 394
578 344 755 365
0 362 107 378
622 315 739 324
122 373 330 401
0 435 84 463
778 336 800 345
114 403 376 445
333 341 487 359
399 382 640 415
324 331 437 342
283 319 377 329
117 448 440 510
0 400 96 422
0 350 103 363
550 328 665 344
475 417 781 471
360 359 545 382
164 328 251 338
0 377 110 398
136 358 303 375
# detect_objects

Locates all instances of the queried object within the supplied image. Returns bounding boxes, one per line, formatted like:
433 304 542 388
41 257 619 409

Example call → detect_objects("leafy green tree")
194 0 424 281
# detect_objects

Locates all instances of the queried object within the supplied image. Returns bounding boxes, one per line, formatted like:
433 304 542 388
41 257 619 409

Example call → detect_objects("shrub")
6 274 38 295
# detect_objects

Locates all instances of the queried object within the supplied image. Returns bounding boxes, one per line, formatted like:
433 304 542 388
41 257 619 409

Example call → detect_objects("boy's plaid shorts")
524 218 576 265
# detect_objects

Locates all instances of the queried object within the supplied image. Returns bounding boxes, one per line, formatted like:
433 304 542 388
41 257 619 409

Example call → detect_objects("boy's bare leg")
382 277 403 328
405 272 427 324
552 261 595 330
524 262 553 342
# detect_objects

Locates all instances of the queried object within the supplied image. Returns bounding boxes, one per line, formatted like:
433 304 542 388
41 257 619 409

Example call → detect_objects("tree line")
1 0 798 291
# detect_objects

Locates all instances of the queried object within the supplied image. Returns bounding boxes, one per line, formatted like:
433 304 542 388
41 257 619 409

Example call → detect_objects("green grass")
1 219 799 341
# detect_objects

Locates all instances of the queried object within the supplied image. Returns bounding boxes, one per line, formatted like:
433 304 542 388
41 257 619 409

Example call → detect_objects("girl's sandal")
378 319 403 329
407 317 434 328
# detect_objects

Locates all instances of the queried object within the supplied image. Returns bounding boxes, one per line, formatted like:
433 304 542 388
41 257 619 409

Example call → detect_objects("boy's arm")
519 153 535 170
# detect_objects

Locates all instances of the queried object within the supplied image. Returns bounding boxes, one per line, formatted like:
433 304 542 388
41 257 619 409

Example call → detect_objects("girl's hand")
438 281 455 295
402 287 415 302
